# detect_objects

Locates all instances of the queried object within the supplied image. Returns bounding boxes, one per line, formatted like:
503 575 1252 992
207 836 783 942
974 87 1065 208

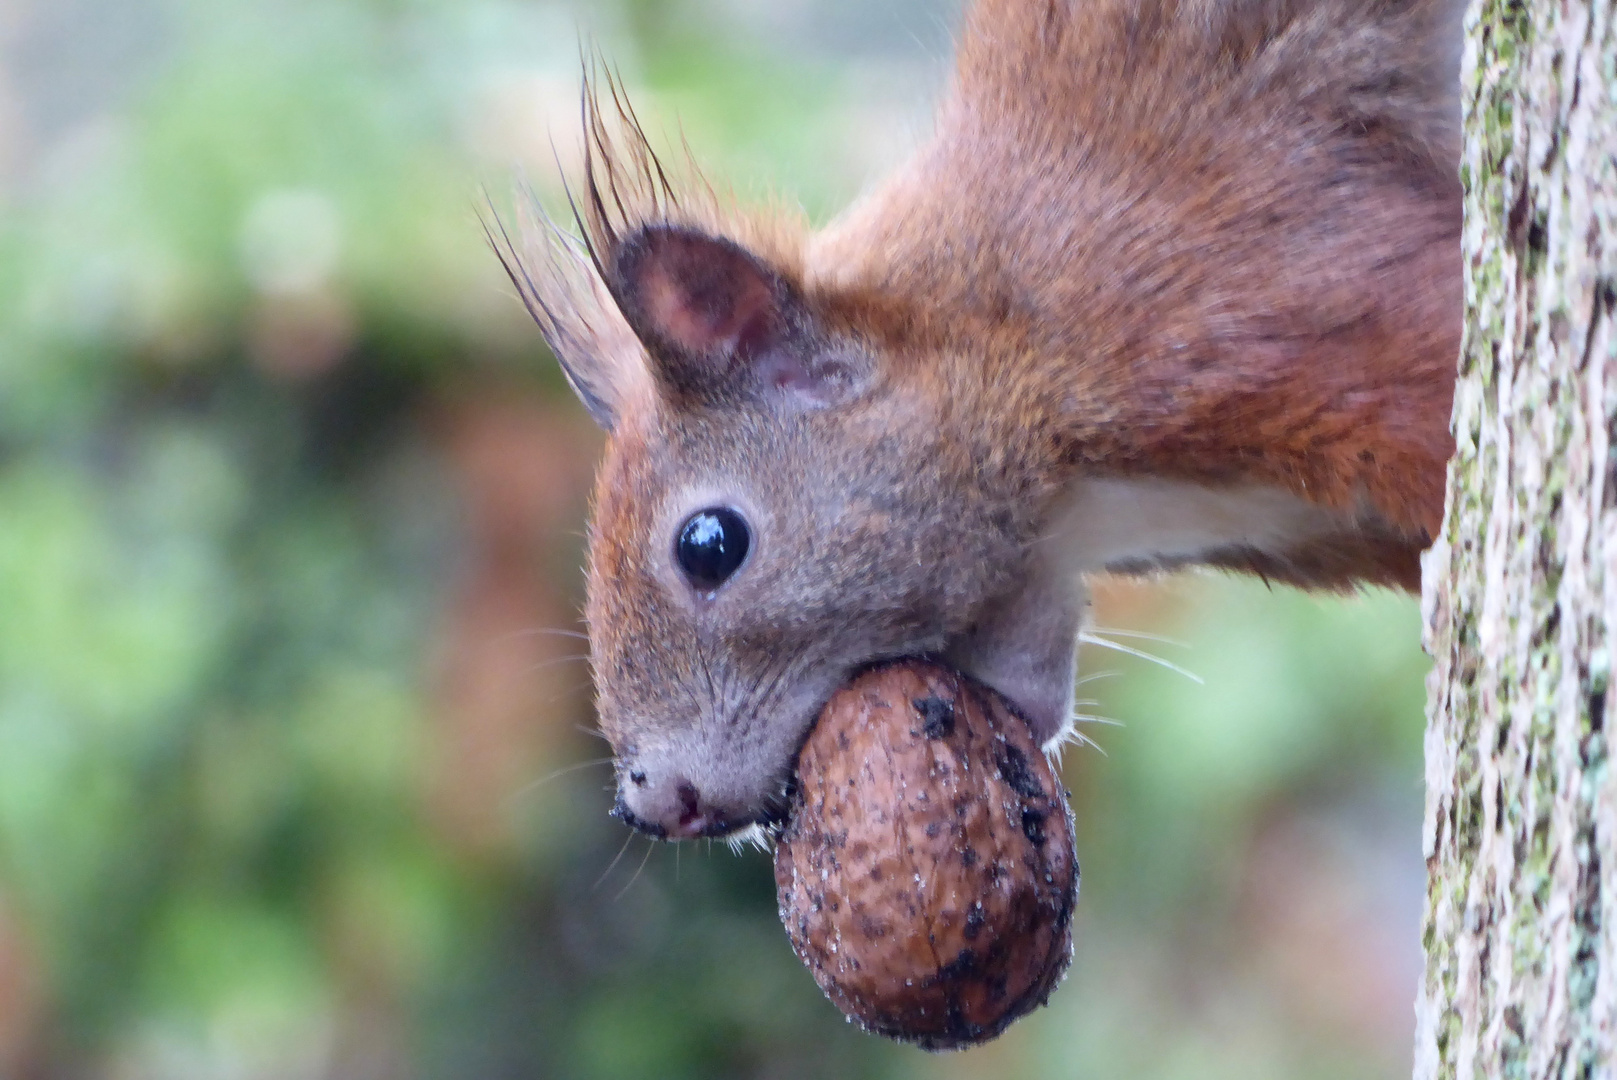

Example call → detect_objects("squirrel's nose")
613 771 734 839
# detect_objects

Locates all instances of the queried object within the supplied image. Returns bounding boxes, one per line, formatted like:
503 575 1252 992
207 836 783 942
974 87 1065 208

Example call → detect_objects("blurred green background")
0 0 1431 1076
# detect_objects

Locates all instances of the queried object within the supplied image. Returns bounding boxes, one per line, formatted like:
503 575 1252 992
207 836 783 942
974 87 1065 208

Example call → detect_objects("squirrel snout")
612 770 743 840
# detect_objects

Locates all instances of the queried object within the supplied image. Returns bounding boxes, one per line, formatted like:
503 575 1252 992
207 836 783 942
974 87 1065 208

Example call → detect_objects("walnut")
774 660 1078 1050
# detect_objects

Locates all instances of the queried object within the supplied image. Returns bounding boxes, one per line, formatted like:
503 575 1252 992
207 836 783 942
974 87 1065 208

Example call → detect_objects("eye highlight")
675 508 751 593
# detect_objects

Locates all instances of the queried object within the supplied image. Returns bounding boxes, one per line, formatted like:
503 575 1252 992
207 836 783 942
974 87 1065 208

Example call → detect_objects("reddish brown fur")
815 0 1461 583
491 0 1462 836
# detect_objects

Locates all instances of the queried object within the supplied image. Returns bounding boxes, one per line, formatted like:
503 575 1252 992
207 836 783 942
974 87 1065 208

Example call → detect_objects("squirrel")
492 0 1463 840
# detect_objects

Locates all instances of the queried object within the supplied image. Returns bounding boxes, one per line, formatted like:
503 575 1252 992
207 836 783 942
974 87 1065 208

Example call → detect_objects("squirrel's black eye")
675 508 751 593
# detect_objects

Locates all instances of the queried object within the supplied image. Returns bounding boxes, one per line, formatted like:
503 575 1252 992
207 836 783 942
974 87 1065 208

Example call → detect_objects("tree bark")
1415 0 1617 1075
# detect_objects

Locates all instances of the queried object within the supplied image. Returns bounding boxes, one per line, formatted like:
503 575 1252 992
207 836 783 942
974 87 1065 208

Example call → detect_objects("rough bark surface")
1415 0 1617 1075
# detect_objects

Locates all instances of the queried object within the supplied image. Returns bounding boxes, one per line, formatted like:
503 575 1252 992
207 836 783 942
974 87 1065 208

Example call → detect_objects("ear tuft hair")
488 61 813 426
568 63 807 285
484 193 647 429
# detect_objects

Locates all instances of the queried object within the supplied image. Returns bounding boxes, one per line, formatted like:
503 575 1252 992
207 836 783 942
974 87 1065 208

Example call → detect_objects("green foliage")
0 1 1430 1077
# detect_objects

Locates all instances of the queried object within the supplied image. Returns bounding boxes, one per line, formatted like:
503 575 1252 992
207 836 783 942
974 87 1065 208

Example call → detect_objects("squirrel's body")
498 0 1463 839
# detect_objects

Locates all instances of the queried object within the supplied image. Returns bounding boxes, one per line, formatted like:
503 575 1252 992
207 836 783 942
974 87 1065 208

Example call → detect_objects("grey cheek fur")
945 565 1087 748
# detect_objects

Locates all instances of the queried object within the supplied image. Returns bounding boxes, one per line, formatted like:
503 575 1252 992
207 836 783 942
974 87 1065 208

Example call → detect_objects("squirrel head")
531 219 1047 837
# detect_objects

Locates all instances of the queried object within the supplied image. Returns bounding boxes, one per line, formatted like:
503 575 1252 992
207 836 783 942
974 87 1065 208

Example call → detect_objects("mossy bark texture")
1416 0 1616 1075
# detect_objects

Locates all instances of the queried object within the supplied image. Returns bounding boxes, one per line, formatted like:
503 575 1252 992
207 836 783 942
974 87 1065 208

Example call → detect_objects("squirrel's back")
810 0 1462 554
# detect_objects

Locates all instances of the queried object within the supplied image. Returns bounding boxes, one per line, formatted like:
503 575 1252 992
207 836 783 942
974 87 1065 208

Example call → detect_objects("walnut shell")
774 660 1078 1050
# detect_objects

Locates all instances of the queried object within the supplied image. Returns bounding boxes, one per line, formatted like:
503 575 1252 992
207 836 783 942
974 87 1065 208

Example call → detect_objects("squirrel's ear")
607 226 863 409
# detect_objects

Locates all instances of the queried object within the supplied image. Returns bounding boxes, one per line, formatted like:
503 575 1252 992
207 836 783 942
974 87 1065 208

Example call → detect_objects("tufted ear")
489 206 651 432
547 267 654 431
606 226 867 410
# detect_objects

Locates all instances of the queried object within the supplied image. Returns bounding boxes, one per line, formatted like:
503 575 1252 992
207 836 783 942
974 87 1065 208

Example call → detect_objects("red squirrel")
494 0 1463 840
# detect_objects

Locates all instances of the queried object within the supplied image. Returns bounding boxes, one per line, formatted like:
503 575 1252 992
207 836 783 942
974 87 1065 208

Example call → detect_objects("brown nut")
774 659 1077 1050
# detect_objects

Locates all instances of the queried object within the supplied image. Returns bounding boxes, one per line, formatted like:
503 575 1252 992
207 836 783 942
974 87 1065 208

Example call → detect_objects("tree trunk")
1415 0 1617 1075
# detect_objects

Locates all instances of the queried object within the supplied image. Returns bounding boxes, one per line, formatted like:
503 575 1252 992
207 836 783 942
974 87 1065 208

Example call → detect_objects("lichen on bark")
1415 0 1617 1075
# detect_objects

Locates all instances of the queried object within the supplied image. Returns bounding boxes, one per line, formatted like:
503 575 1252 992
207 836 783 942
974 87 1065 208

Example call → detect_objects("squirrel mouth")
756 774 797 840
609 772 798 842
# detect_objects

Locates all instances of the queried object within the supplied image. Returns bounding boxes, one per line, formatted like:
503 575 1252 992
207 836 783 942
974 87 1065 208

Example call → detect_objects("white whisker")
614 837 658 901
1071 713 1123 727
1046 724 1100 766
515 756 615 797
1062 727 1107 756
521 654 592 676
539 679 598 707
1074 670 1120 687
594 828 636 891
724 823 773 854
491 626 591 644
1079 633 1204 684
1085 626 1188 649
